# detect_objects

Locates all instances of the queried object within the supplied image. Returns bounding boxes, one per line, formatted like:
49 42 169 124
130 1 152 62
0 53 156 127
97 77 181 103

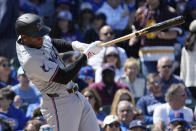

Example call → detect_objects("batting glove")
83 41 103 59
71 41 89 52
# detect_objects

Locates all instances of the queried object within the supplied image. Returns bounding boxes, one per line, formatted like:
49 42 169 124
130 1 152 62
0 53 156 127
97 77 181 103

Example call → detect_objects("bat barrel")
100 16 185 47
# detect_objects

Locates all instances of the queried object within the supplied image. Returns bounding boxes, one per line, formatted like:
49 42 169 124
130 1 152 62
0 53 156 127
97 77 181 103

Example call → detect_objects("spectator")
111 89 135 116
0 88 27 130
77 3 95 35
78 66 95 85
168 111 192 131
95 46 124 82
102 115 121 131
128 120 146 131
0 57 18 88
81 87 107 128
118 57 146 100
83 0 105 13
19 0 55 27
0 0 18 58
157 56 189 95
129 0 182 76
88 25 128 70
117 100 135 131
153 83 193 131
11 66 42 111
136 72 165 124
180 20 196 99
24 119 45 131
89 63 128 106
50 11 83 42
0 117 14 131
83 13 106 43
97 0 129 31
183 0 196 30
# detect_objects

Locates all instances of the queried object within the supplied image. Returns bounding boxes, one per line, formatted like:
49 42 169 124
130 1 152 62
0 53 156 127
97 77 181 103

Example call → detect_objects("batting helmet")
15 13 51 38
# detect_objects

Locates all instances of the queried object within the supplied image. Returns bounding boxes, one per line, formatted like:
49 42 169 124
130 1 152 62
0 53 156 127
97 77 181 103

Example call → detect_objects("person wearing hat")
180 19 196 102
11 66 42 112
95 46 124 83
89 63 128 106
168 111 192 131
49 10 83 42
128 120 146 131
102 115 121 131
87 25 128 71
15 13 103 131
78 66 95 85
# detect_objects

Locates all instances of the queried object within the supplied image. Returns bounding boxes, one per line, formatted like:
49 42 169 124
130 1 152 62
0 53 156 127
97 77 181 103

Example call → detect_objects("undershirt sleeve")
51 54 87 84
52 39 73 53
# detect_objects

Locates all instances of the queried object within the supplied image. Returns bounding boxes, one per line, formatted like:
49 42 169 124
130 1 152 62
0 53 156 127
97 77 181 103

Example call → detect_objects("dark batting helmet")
15 13 51 38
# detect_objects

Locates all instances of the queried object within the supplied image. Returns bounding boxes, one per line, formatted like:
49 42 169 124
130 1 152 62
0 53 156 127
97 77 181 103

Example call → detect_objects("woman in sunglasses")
95 46 124 83
0 56 18 88
81 87 107 128
102 115 121 131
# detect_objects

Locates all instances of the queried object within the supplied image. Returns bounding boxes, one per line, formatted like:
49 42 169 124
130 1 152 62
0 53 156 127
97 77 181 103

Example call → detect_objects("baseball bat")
99 16 185 47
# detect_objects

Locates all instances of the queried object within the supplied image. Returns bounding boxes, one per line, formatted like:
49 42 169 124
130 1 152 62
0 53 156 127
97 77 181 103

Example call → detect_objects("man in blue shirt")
117 100 135 131
137 72 165 124
11 66 42 112
157 56 191 96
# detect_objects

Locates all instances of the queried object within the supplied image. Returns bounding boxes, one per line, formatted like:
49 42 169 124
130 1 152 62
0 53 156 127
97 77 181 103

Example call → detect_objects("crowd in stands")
0 0 196 130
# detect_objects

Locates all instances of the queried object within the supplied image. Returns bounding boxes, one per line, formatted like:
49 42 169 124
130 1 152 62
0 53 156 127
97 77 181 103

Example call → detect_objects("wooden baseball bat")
99 16 185 47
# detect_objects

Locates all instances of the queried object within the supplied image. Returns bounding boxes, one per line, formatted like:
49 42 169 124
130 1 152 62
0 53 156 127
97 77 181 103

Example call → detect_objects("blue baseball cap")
129 120 146 129
78 66 94 79
169 111 192 129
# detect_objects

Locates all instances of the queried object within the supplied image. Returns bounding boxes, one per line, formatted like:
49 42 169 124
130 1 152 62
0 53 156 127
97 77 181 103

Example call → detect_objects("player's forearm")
52 39 73 53
52 54 87 84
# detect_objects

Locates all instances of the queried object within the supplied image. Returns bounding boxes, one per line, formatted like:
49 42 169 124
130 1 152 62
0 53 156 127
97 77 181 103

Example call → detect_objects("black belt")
47 85 78 97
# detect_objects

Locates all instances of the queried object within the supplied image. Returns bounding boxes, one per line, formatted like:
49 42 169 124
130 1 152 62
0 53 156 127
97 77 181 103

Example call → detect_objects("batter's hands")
71 41 89 52
83 41 103 59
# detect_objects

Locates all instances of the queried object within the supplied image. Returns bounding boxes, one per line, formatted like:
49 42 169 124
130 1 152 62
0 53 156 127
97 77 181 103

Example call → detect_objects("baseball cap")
189 20 196 33
57 11 72 21
129 120 146 130
15 13 51 38
80 2 93 11
103 115 120 128
102 63 115 72
169 111 192 129
105 46 118 56
78 66 94 79
17 66 25 75
39 124 53 131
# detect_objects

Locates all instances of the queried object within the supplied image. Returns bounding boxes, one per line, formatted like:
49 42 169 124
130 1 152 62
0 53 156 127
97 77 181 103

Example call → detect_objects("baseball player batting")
15 13 101 131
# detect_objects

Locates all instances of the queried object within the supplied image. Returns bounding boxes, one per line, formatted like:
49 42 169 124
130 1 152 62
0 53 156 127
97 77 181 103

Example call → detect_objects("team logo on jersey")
41 64 52 72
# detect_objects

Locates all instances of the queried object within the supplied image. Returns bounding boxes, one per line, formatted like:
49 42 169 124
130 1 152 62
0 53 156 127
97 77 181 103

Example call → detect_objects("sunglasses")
84 95 94 99
107 54 118 57
1 63 10 68
171 120 186 127
161 64 172 68
107 123 120 128
150 80 162 85
103 31 114 36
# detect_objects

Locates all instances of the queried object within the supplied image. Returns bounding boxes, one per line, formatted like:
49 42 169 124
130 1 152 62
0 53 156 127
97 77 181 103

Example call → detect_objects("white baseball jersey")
16 35 99 131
